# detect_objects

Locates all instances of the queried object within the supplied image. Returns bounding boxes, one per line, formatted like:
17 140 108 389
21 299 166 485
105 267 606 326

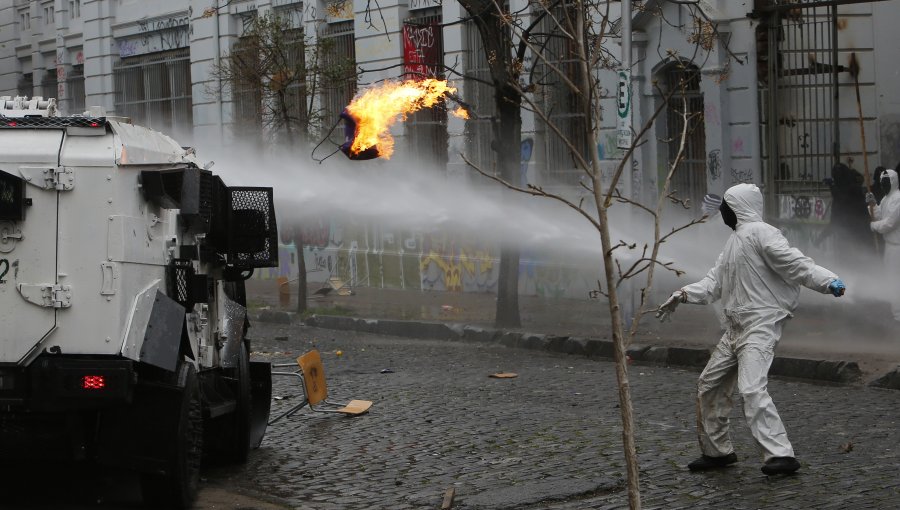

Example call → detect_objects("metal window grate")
463 19 497 177
66 64 85 114
404 10 448 170
759 0 841 218
533 6 589 187
663 64 706 213
113 49 193 142
321 21 357 146
40 68 58 101
17 73 33 98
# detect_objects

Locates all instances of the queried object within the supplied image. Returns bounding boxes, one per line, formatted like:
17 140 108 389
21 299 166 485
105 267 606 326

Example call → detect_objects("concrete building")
0 0 896 296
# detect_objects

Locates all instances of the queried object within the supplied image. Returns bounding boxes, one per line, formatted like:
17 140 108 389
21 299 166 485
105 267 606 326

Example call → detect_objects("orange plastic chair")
269 349 372 424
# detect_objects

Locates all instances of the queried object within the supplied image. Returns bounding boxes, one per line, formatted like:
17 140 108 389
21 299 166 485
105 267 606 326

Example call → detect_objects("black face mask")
882 175 895 195
720 200 737 230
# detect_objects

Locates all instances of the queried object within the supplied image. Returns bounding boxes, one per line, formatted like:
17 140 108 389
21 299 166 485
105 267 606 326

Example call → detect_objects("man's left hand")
828 279 846 297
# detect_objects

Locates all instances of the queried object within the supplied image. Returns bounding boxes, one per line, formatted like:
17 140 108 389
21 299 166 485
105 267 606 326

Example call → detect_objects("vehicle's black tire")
227 342 252 463
141 362 203 509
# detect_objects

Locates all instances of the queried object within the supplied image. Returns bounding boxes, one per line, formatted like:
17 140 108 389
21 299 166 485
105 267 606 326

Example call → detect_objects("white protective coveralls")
870 169 900 322
680 183 839 461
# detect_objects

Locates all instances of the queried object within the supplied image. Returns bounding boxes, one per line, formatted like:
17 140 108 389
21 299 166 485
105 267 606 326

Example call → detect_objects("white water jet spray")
192 139 899 362
197 140 732 284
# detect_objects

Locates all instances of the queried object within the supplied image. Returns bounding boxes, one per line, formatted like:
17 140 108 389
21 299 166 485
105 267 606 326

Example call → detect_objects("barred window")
40 64 58 100
113 48 193 142
403 9 448 171
532 5 589 187
320 21 357 147
661 63 706 213
17 72 33 98
66 64 86 114
463 19 496 177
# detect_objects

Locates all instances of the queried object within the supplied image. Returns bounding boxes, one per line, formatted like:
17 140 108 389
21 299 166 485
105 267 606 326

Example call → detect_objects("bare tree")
209 11 356 312
457 1 732 507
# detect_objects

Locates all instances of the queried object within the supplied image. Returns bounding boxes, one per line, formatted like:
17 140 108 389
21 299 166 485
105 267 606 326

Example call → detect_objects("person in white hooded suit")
657 183 846 475
867 169 900 322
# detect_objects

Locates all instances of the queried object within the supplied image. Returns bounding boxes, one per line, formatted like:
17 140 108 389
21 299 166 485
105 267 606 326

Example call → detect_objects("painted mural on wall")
254 218 599 299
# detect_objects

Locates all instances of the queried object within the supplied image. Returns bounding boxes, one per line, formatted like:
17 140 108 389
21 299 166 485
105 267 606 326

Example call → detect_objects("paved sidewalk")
246 280 900 385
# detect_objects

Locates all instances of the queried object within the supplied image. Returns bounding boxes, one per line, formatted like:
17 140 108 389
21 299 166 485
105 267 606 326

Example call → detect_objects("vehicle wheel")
141 362 203 509
227 341 252 462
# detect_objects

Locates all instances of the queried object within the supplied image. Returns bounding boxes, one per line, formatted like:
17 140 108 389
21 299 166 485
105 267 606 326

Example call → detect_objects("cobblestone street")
201 322 900 509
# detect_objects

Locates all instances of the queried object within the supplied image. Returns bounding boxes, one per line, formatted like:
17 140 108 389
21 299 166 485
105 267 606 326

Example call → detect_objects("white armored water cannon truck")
0 97 277 508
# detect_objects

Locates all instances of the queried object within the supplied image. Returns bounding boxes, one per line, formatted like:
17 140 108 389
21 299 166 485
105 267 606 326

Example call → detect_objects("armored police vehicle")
0 97 276 508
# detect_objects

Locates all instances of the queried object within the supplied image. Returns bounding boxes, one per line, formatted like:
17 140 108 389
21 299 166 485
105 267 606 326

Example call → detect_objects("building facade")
1 0 896 296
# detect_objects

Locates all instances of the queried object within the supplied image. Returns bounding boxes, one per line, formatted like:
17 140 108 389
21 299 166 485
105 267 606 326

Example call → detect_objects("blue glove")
828 279 845 297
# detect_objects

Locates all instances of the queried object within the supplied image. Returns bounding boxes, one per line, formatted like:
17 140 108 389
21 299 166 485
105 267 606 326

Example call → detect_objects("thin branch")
460 152 603 233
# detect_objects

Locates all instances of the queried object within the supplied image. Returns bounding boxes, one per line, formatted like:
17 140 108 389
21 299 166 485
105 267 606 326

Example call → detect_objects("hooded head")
721 183 763 229
879 169 898 196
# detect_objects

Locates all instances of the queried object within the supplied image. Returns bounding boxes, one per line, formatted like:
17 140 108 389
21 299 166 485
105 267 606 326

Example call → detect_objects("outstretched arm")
761 231 837 294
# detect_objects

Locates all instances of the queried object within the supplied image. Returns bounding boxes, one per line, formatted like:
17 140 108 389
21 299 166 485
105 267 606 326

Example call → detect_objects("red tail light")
82 375 106 390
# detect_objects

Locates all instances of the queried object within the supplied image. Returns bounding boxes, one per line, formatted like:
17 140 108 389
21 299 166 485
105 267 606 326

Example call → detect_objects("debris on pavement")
380 368 394 374
489 372 518 379
441 487 455 509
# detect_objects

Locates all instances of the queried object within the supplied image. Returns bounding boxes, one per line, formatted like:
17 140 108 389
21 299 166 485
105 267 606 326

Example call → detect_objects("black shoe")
687 452 738 471
761 456 801 475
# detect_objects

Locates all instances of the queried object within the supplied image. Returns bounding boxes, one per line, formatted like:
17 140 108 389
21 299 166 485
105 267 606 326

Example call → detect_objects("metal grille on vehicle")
226 187 278 269
0 116 106 129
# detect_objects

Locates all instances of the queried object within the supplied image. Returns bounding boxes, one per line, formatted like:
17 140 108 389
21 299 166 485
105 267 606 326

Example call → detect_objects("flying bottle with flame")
339 78 469 160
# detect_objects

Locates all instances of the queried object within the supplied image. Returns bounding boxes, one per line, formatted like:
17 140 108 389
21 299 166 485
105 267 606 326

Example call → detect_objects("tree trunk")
576 5 641 507
493 83 522 328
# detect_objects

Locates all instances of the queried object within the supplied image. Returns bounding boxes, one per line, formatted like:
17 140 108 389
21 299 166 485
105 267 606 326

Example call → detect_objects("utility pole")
616 0 635 327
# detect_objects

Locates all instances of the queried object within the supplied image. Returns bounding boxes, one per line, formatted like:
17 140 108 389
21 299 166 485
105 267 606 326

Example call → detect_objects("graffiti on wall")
707 149 721 181
420 233 498 292
778 195 830 223
731 167 754 184
255 220 600 299
119 15 191 58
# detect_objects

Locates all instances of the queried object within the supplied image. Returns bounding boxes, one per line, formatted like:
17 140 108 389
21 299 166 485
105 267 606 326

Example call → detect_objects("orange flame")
346 79 456 159
451 107 470 119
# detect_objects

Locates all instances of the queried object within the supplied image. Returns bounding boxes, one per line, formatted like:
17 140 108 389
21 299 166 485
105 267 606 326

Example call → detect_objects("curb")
256 312 894 389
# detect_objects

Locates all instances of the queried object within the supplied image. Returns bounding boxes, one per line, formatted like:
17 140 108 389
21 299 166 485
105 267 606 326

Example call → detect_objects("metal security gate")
113 49 193 142
757 0 841 221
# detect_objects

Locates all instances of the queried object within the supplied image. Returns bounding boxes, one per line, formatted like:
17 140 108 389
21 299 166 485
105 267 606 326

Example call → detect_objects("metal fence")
404 9 448 171
663 63 706 213
113 49 193 141
463 19 497 177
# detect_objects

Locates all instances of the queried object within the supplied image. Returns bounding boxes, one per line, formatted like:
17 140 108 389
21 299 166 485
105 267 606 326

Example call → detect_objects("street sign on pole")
616 70 632 149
